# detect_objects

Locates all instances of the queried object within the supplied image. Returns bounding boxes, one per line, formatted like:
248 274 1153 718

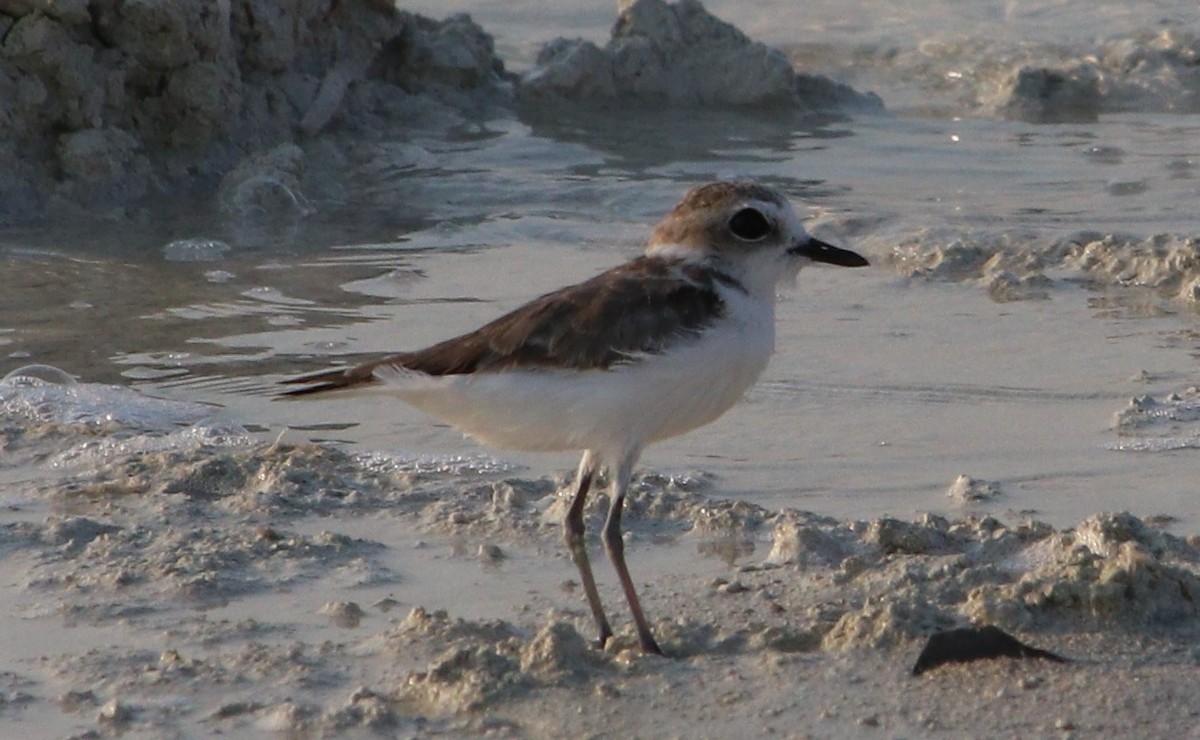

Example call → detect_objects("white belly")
386 293 776 458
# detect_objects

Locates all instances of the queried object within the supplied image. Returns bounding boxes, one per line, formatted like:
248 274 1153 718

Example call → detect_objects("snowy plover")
282 181 869 654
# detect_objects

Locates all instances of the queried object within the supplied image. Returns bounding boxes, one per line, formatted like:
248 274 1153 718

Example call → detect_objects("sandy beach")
2 421 1199 736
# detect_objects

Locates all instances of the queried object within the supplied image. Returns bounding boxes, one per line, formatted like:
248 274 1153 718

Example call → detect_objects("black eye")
728 207 771 241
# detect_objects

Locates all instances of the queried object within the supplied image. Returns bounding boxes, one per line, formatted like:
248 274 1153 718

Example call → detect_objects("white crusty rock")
519 0 881 111
946 474 1002 502
0 1 509 223
995 64 1102 123
55 127 154 209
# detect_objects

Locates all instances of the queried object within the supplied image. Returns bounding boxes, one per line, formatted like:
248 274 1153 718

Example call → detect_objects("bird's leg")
563 451 612 648
601 453 663 655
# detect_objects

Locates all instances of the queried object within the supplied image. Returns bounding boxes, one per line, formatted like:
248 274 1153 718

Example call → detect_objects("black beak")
789 237 869 267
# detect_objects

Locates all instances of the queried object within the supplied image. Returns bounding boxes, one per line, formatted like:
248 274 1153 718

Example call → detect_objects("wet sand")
1 420 1199 737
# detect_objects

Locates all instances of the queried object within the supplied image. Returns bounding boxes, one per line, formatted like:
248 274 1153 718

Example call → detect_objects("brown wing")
279 256 732 397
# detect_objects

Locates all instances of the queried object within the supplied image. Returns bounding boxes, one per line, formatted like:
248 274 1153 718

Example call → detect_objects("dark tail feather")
278 365 380 398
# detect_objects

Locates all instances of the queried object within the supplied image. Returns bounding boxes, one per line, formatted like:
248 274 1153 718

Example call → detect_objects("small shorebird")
282 181 869 654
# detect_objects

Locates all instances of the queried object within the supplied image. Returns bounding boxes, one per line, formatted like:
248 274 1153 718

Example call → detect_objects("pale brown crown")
648 181 793 255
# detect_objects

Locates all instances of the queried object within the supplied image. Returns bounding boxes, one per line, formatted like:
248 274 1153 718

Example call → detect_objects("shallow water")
6 105 1200 528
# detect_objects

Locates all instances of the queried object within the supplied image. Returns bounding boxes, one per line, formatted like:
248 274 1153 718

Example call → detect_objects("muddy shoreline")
1 404 1198 735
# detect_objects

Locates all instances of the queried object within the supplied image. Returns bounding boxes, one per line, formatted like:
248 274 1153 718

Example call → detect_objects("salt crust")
2 406 1197 733
858 226 1200 305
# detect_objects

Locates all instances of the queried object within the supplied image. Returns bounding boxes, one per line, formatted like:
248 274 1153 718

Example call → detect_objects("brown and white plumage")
281 256 731 383
282 181 868 654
